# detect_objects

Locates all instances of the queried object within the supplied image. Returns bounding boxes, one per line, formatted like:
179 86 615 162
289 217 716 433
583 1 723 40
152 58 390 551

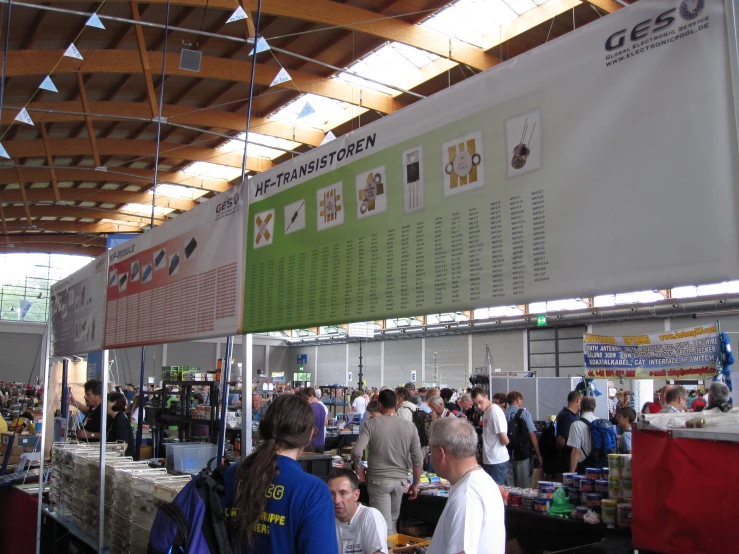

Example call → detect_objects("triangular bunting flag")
15 108 33 126
227 6 248 23
270 67 291 87
297 101 315 119
39 75 58 93
85 13 105 29
248 37 270 56
0 143 9 159
320 131 336 146
64 43 83 60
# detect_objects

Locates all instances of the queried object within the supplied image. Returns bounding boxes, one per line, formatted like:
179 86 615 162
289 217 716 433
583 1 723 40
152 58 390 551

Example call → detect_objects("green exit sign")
537 315 547 327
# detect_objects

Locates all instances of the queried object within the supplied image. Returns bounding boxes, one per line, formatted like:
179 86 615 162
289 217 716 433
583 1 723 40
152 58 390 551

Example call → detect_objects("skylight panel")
147 184 208 201
218 132 300 160
421 0 521 48
473 306 525 318
335 42 440 96
182 161 242 182
269 94 353 131
121 203 175 217
697 280 739 296
671 286 698 298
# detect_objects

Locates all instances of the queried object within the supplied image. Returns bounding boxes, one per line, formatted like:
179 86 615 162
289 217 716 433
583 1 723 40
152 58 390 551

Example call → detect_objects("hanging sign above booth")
584 324 721 380
241 0 739 333
103 185 245 349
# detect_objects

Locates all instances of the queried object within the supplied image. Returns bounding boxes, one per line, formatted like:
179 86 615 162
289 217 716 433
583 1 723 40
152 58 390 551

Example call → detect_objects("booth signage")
583 324 721 380
242 0 739 333
50 252 107 356
103 185 245 349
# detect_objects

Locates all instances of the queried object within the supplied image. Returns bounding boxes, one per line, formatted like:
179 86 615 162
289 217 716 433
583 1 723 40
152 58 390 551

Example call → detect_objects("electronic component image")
185 237 198 260
356 167 386 219
505 109 542 178
118 273 128 292
131 261 140 282
403 146 425 214
254 210 275 248
169 254 180 277
317 183 344 231
154 249 166 270
142 264 153 284
442 131 485 197
284 200 306 235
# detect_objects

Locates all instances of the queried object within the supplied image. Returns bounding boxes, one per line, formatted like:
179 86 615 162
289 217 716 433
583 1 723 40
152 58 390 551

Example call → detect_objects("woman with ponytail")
224 394 338 553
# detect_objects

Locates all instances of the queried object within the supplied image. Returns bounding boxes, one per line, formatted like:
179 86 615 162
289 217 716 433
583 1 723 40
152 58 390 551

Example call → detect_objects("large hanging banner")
243 0 739 333
103 185 245 349
584 324 721 379
50 253 107 356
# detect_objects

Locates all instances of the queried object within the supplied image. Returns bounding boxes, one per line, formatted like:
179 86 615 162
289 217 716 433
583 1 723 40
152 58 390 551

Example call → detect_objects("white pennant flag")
297 101 315 119
39 75 58 93
270 67 291 87
320 131 336 146
15 108 33 126
85 13 105 29
248 37 270 56
0 143 9 159
227 6 248 23
64 44 83 60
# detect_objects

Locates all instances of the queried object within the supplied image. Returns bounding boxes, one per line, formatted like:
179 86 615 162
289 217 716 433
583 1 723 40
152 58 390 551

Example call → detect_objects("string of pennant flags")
0 1 320 161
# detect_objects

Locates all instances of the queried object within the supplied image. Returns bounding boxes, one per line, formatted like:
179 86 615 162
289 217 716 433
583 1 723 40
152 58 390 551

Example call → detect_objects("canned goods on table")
568 488 580 505
574 506 589 519
580 479 595 492
523 489 538 511
585 468 601 480
586 492 603 511
600 468 610 480
538 481 555 499
609 476 623 498
508 488 524 508
622 477 632 499
562 472 578 486
608 454 623 477
617 503 632 528
621 454 632 477
534 498 551 513
595 479 610 496
601 499 618 525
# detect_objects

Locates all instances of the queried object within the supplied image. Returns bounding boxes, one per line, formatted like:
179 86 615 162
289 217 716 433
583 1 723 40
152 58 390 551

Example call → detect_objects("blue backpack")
580 418 618 468
147 460 233 554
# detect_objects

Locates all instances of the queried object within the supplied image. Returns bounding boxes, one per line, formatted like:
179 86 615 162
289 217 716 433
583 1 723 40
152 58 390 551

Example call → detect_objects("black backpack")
411 409 433 447
507 409 533 461
539 421 558 462
148 458 233 554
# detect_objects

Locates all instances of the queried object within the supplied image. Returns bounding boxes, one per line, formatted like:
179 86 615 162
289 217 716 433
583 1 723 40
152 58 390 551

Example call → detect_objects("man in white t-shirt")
427 417 505 554
352 392 368 417
328 468 388 554
471 387 509 485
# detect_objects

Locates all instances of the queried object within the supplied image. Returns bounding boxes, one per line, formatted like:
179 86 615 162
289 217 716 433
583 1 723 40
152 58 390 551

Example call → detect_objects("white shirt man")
471 388 509 485
427 417 505 554
352 394 368 417
328 469 388 554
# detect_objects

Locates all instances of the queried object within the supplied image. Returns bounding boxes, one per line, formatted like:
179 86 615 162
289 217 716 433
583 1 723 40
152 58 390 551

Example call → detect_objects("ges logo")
216 192 240 214
605 0 705 52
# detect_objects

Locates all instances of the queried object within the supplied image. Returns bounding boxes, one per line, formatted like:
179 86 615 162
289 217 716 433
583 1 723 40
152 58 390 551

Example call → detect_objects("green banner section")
244 100 541 332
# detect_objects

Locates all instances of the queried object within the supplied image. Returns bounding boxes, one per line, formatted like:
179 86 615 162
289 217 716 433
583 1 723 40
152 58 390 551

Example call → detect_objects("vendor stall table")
324 432 359 452
632 427 739 554
0 484 42 554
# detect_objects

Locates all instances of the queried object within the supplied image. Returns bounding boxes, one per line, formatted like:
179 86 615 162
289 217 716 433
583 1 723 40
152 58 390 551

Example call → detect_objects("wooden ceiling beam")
1 138 272 171
6 50 407 114
0 188 197 211
12 160 34 226
0 242 105 257
0 167 230 192
2 205 163 226
40 123 61 202
0 234 107 249
131 1 159 118
581 0 621 13
0 195 9 244
47 0 497 69
24 220 143 234
76 72 102 168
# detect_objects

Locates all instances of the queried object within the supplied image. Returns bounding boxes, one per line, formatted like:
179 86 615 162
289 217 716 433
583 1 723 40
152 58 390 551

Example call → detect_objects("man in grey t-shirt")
352 389 423 535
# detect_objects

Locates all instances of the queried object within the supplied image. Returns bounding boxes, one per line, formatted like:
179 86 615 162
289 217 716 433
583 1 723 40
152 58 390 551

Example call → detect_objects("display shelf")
43 507 98 552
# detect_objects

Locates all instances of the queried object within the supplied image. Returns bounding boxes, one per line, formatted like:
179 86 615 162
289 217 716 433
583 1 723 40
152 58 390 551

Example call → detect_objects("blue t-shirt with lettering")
224 455 337 554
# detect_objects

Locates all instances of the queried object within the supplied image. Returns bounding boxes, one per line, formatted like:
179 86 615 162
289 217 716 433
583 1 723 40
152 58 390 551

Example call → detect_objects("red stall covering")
632 428 739 554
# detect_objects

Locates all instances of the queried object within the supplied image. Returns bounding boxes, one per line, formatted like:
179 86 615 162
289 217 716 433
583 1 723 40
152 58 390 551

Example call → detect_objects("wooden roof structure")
0 0 626 258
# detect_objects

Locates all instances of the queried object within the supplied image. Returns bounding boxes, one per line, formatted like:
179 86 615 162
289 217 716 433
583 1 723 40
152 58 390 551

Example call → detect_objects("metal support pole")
97 350 109 553
217 336 233 465
35 323 51 554
135 346 146 460
60 357 69 419
358 341 364 392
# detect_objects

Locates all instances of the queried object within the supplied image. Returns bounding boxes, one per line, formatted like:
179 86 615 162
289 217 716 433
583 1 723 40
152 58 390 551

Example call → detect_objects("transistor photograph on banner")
317 183 344 230
355 166 387 219
254 209 275 248
506 109 542 178
442 131 484 196
284 199 306 235
402 146 425 214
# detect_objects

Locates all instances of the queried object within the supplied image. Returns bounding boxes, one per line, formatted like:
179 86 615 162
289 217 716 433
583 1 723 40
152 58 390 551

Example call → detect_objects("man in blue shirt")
505 391 543 488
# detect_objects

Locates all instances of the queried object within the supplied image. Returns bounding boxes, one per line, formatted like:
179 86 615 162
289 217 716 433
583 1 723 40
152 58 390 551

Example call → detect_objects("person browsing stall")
106 392 135 457
471 388 509 485
299 388 327 453
567 396 598 474
224 394 338 554
328 468 388 554
505 391 543 488
426 417 505 554
616 406 635 455
352 389 423 535
70 379 103 441
660 386 687 413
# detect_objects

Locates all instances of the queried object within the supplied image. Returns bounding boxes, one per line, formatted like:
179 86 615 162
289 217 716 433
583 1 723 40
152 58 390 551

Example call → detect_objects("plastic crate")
171 444 216 474
388 534 431 553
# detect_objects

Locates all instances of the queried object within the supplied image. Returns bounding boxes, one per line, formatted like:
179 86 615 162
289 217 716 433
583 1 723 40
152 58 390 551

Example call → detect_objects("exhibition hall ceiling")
0 0 626 256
